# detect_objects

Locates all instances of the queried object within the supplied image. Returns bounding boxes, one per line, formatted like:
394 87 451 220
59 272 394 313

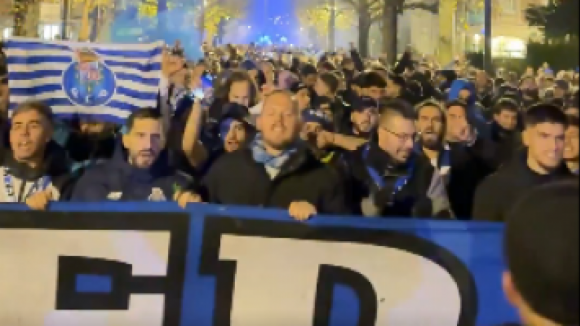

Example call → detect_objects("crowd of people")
0 40 578 325
3 42 577 219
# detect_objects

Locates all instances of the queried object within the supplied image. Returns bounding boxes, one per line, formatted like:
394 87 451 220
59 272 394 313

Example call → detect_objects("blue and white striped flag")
4 38 163 123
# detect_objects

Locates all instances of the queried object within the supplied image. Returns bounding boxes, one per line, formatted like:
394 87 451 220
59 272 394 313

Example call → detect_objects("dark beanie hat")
301 108 333 131
505 179 579 325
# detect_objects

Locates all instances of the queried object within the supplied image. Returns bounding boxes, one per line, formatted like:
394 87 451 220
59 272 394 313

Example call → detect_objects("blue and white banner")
0 203 518 326
4 38 163 123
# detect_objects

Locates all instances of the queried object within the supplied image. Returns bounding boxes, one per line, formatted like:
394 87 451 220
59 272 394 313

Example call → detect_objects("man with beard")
344 96 379 138
71 109 200 207
199 90 348 220
313 97 377 152
300 108 343 168
344 99 424 217
473 104 574 222
414 99 498 219
491 99 523 164
196 103 255 177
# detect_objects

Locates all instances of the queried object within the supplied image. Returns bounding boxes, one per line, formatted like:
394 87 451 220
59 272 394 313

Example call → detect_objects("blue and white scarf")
250 134 297 170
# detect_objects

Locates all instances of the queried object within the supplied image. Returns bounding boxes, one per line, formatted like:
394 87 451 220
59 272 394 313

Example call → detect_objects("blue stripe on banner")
12 85 157 101
6 56 73 65
17 97 143 113
107 100 142 112
94 47 163 59
116 86 158 101
10 84 62 96
115 72 160 87
37 98 73 107
76 275 113 293
0 203 520 325
105 60 162 73
9 70 63 80
4 40 71 52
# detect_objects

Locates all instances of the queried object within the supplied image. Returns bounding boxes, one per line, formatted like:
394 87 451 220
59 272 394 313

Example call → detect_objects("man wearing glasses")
343 99 421 217
343 98 496 219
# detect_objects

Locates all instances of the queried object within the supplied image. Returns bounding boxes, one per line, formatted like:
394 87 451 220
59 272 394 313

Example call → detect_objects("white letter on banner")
0 229 170 326
219 235 462 326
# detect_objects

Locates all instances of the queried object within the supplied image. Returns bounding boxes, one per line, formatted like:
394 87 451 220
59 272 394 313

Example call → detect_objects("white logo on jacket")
148 188 167 202
107 192 122 201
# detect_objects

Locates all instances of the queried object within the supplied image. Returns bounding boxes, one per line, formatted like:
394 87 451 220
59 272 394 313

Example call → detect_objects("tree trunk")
328 0 336 51
79 0 94 41
358 11 371 57
89 7 99 42
13 0 40 37
437 0 454 65
13 0 28 36
381 4 398 65
23 0 40 37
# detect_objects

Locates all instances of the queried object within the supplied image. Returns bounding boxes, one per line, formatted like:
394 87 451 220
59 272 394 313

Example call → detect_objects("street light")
247 25 252 29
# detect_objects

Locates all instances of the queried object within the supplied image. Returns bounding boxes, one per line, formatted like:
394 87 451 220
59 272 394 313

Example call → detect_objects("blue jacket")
447 79 490 139
70 146 192 202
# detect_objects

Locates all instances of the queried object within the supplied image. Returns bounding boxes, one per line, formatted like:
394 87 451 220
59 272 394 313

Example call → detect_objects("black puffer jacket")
472 149 574 222
199 145 348 214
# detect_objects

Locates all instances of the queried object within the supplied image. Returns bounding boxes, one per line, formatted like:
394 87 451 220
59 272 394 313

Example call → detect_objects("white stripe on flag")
4 37 163 123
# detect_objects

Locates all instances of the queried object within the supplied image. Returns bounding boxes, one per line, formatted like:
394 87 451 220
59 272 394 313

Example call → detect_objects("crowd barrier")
0 203 518 326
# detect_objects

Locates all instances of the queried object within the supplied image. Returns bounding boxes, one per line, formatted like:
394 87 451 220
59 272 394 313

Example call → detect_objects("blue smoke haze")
107 0 300 59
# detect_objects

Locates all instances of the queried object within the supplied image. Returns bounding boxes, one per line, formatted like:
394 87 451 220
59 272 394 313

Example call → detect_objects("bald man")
199 90 349 219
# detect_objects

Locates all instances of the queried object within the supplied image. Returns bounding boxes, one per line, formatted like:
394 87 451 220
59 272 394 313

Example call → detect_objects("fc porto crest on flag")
4 38 163 123
63 48 116 107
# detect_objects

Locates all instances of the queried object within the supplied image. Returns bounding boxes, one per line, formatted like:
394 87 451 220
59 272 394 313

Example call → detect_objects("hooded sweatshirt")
70 145 192 202
448 79 491 139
